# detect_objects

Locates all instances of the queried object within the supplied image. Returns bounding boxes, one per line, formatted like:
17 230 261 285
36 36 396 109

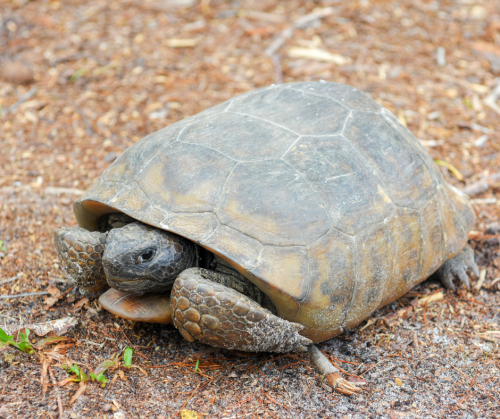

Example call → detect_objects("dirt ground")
1 0 500 418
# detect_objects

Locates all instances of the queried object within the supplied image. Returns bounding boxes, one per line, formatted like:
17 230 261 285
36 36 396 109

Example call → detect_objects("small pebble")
1 61 34 84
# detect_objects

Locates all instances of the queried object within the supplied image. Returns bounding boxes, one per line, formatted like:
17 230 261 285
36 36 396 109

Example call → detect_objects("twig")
358 354 402 375
271 54 283 84
120 330 151 361
71 101 97 137
449 371 479 414
48 366 64 417
484 81 500 115
0 274 22 286
412 331 419 349
322 351 365 378
423 300 429 334
0 292 49 300
449 364 500 406
226 394 254 410
327 357 375 367
3 87 38 116
171 382 202 418
264 7 335 57
265 393 287 410
474 269 487 291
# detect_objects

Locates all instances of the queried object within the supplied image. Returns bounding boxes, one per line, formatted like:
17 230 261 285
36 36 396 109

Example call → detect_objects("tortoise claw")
437 245 479 291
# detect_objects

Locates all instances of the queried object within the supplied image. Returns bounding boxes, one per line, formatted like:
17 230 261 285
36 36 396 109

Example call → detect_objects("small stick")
449 364 500 405
412 331 419 349
423 301 429 334
0 274 22 286
328 357 375 367
3 87 38 115
358 354 402 375
120 330 151 361
0 292 49 300
265 393 287 410
474 269 487 291
265 7 335 57
449 372 479 414
171 382 202 418
271 54 283 84
48 366 64 417
226 394 254 410
71 101 97 137
322 351 365 378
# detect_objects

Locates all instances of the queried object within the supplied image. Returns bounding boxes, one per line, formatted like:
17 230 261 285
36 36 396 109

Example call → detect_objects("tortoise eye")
136 249 155 264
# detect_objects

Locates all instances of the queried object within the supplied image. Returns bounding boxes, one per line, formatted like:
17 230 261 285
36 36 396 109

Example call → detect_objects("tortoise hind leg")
436 245 479 290
171 268 312 353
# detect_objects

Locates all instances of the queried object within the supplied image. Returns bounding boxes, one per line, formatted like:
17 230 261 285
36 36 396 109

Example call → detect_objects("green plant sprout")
0 327 35 354
123 347 134 368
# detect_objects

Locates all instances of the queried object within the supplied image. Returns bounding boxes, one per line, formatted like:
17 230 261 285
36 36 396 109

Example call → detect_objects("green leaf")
0 240 6 252
123 347 134 369
0 327 13 342
63 363 89 383
194 359 200 374
91 371 108 388
0 327 35 354
70 68 87 83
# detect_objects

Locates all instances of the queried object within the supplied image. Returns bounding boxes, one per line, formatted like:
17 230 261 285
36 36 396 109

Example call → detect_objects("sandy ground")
1 0 500 418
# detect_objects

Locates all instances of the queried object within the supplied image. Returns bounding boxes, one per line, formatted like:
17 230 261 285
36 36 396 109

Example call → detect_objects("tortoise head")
102 222 196 294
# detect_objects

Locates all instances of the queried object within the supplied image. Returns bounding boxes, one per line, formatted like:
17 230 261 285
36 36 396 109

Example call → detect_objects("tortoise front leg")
170 268 312 353
54 227 109 295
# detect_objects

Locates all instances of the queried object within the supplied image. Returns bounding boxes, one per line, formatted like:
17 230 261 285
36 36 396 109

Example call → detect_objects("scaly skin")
436 245 479 290
53 227 108 295
171 268 312 353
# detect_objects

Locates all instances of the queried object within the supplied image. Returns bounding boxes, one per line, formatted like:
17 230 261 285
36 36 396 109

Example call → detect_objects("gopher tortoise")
54 81 478 392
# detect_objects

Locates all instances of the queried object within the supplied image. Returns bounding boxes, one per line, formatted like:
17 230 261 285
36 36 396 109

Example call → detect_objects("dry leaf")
395 378 403 386
181 410 199 419
69 298 89 313
69 382 87 405
2 317 78 337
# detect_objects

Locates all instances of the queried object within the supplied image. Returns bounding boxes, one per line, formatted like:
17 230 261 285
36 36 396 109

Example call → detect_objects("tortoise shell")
74 82 474 342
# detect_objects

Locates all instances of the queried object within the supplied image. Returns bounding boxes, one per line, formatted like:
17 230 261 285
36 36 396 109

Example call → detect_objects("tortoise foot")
308 345 360 396
98 288 172 324
54 227 109 295
437 245 479 290
171 268 312 353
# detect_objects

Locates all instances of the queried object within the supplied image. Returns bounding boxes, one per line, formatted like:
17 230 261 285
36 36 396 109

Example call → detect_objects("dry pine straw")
1 0 500 417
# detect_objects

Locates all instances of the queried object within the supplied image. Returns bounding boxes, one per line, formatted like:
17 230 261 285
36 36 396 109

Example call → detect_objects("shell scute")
179 111 300 161
283 135 393 235
137 142 237 213
226 86 350 136
216 160 330 246
288 81 383 112
343 112 436 209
